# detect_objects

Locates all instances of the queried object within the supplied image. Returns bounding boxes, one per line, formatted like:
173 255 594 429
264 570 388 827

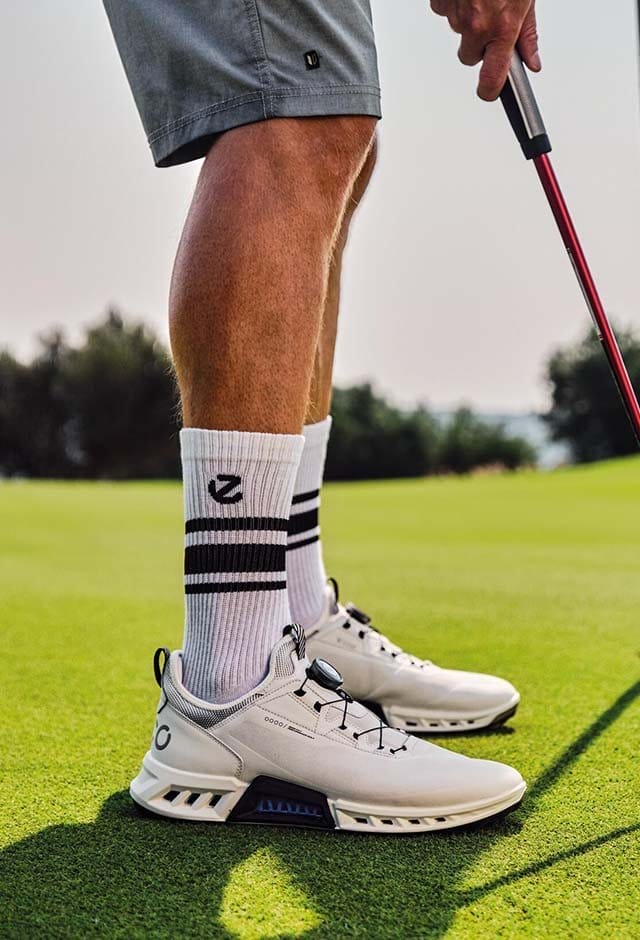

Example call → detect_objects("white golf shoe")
130 625 525 833
305 582 520 733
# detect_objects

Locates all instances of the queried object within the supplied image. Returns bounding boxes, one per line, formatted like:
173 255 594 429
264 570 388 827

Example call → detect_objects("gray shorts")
104 0 381 168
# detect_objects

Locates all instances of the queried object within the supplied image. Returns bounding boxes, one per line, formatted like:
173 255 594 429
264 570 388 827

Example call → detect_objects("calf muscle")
169 116 377 433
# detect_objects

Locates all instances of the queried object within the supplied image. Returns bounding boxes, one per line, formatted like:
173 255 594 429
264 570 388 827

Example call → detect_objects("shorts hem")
149 86 382 167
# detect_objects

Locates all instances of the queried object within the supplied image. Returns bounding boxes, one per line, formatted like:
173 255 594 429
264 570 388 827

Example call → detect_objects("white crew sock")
181 428 304 703
286 416 332 630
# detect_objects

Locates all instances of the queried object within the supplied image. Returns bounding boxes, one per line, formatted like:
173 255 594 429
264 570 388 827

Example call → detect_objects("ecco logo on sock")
209 474 243 504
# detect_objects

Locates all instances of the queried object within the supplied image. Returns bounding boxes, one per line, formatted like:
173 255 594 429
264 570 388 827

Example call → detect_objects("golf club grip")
500 54 552 160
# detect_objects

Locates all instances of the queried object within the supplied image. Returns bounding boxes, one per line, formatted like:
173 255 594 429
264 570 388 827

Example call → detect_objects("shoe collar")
164 628 307 711
158 628 413 752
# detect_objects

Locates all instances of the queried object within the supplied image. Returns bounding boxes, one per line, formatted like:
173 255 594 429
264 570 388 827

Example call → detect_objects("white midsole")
130 754 249 822
381 692 521 733
130 752 526 834
332 782 525 833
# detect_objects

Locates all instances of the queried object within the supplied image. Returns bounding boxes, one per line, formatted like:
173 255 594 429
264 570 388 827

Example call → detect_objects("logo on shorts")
209 474 243 504
304 50 321 70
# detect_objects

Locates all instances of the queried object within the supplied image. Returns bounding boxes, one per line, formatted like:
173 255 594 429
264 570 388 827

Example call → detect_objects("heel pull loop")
283 623 306 660
153 647 171 687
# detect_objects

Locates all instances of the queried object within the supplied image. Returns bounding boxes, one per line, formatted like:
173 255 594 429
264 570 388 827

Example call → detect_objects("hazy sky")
1 1 639 411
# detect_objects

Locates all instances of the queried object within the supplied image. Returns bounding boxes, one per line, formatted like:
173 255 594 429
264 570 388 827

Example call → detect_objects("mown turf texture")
1 459 639 939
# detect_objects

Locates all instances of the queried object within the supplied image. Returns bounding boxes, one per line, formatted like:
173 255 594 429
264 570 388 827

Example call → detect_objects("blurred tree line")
4 309 635 480
544 325 640 462
0 312 179 479
0 311 534 480
327 387 534 479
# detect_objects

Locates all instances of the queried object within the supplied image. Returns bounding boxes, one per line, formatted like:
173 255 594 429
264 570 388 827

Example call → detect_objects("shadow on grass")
1 680 638 939
425 723 516 740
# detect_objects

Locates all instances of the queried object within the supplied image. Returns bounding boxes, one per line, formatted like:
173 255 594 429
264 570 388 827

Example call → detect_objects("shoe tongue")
368 632 417 666
362 631 384 655
345 612 417 666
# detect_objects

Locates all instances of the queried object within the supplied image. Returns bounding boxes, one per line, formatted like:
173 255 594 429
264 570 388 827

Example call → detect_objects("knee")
201 115 377 228
234 115 377 208
297 116 378 204
313 115 377 182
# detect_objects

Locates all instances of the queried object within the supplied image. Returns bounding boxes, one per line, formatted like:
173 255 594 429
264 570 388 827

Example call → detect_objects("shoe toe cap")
403 743 525 810
469 757 525 803
436 754 524 809
438 669 519 713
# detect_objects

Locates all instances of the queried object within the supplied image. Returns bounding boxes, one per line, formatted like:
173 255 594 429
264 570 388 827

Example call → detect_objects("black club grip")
500 53 552 160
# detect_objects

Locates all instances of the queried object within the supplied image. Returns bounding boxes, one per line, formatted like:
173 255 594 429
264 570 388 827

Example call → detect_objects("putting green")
1 460 639 938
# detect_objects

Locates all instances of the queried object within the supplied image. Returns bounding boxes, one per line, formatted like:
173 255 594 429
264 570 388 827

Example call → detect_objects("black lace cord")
295 673 353 730
292 622 408 752
294 677 407 749
353 722 408 752
353 723 384 750
313 691 352 730
390 740 408 755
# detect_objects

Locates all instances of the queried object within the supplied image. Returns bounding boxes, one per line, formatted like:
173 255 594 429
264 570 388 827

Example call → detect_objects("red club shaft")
533 153 640 443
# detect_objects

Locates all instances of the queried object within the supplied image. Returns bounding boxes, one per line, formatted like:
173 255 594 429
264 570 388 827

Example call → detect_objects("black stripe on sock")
291 489 320 506
185 580 287 595
186 517 288 534
287 508 319 537
286 534 320 552
185 543 286 575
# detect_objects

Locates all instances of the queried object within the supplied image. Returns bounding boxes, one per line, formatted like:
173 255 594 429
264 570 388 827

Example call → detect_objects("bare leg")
169 116 377 433
305 139 378 424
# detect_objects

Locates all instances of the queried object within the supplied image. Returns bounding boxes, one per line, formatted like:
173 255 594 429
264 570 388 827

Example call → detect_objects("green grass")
1 460 639 939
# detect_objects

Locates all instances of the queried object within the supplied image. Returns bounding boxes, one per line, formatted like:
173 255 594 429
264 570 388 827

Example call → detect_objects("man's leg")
287 143 377 629
285 142 521 736
306 140 378 426
169 116 376 702
109 0 524 830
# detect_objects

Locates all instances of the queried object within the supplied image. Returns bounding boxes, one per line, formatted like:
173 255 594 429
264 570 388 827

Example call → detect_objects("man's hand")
430 0 540 101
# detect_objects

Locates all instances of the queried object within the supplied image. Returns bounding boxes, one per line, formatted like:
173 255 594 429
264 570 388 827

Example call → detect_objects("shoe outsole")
130 756 526 834
132 791 524 834
488 704 519 727
361 696 520 734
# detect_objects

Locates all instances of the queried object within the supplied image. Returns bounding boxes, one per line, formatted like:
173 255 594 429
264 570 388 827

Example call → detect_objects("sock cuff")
292 416 332 497
180 428 304 465
302 416 332 450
